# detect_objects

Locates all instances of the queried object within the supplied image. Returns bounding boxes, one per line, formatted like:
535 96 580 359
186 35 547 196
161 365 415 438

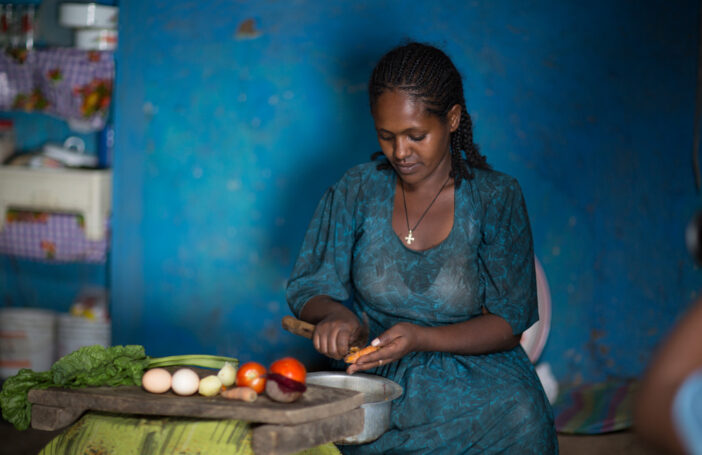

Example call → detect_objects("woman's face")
372 89 460 187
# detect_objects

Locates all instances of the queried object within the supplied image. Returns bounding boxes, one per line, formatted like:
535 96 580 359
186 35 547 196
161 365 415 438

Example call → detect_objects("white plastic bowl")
74 28 117 50
59 3 118 29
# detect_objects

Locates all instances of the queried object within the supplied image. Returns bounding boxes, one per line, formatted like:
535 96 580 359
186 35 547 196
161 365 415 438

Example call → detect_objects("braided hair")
369 42 490 186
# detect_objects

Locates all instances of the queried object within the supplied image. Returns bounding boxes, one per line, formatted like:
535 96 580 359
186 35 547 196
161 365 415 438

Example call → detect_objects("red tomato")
270 357 306 384
236 361 267 394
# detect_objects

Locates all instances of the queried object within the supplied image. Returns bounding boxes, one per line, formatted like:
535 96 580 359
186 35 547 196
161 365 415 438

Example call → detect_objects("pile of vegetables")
0 345 237 430
141 356 308 404
141 362 237 397
235 357 307 403
1 344 310 431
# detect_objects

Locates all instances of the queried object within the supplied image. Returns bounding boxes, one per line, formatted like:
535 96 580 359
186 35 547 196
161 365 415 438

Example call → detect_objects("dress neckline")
387 172 457 254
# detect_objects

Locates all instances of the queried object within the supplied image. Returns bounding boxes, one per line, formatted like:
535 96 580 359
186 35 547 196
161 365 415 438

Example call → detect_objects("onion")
198 375 222 397
217 361 237 387
264 373 307 403
171 368 200 396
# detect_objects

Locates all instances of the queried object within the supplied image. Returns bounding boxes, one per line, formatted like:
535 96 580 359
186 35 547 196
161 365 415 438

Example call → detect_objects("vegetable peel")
344 345 379 364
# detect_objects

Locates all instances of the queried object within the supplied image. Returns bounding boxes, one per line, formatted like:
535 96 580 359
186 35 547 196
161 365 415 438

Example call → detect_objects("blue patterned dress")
286 161 558 454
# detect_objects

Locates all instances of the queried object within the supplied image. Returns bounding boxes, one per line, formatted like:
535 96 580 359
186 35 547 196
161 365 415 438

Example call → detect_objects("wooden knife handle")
282 316 315 339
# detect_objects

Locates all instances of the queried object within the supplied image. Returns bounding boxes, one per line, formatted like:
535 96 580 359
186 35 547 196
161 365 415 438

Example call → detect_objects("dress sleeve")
285 174 358 317
478 177 538 335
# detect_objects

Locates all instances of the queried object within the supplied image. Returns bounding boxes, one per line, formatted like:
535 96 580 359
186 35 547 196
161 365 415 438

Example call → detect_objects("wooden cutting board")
28 383 364 431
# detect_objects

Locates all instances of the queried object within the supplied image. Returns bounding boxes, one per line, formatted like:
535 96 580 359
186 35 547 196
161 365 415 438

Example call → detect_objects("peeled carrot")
344 345 379 364
221 386 258 402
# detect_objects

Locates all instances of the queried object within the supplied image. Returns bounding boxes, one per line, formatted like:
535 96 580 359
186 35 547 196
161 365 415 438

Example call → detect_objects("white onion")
198 375 222 397
171 368 200 396
217 362 237 387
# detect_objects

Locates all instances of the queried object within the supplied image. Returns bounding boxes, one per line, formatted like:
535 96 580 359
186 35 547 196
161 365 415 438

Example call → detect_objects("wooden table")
28 383 365 455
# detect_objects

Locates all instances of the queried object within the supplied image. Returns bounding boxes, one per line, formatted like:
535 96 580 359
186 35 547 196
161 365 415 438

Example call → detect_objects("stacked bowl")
59 3 118 50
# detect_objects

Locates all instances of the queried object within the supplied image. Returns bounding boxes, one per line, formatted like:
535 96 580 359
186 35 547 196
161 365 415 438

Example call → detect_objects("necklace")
400 175 451 245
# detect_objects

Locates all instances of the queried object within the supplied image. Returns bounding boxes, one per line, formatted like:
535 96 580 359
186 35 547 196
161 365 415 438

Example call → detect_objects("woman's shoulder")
468 167 523 197
335 161 391 190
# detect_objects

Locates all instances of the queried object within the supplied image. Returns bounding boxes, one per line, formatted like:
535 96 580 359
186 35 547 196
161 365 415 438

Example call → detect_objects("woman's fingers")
336 330 351 359
314 320 358 360
329 326 347 359
347 353 388 374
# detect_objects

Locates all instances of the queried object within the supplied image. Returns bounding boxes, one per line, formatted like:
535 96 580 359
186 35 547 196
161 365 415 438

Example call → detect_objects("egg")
171 368 200 396
142 368 172 394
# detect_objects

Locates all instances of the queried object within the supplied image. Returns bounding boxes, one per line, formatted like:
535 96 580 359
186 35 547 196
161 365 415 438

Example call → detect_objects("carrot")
221 386 258 402
344 345 379 364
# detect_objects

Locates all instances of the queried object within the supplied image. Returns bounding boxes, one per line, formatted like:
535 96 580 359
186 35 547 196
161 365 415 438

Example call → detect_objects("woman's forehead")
373 90 435 127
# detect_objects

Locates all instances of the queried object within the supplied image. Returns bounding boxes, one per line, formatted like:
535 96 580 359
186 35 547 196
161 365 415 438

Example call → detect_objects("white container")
0 308 56 378
42 136 98 167
74 28 117 50
0 166 112 241
57 314 111 359
59 3 118 29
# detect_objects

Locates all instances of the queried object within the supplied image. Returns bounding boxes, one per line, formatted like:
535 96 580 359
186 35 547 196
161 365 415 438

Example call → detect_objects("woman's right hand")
313 310 362 360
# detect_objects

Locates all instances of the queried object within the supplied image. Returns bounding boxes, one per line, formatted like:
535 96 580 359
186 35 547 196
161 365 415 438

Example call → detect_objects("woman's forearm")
349 311 521 374
415 313 520 355
301 297 519 356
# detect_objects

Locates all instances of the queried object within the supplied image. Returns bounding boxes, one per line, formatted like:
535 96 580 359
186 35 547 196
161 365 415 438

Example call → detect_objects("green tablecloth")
38 412 342 455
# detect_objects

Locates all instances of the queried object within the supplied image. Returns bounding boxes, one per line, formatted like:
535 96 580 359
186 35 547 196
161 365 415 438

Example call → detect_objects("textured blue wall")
104 0 701 384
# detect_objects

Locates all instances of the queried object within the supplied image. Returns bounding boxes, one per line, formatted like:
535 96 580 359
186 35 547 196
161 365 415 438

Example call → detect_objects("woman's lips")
395 162 419 174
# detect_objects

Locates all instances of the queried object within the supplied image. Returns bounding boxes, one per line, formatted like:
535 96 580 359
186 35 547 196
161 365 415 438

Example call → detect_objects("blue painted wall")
3 0 698 385
111 0 702 384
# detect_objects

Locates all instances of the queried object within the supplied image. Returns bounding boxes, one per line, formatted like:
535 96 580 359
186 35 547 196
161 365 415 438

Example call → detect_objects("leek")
147 355 238 370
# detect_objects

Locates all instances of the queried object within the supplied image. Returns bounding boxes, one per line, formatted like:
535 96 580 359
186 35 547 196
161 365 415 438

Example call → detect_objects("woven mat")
552 380 638 434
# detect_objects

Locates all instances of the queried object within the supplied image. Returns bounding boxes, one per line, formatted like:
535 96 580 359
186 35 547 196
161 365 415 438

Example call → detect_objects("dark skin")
635 296 702 454
300 89 520 374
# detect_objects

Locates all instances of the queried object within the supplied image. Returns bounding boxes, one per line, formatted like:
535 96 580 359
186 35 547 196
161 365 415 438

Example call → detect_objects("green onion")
147 355 238 370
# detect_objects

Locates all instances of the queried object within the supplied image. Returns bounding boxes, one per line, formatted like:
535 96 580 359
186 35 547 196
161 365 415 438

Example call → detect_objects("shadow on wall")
271 41 403 370
276 36 411 249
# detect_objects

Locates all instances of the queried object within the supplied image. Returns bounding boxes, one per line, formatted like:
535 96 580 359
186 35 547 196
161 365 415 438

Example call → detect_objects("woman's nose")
393 137 410 160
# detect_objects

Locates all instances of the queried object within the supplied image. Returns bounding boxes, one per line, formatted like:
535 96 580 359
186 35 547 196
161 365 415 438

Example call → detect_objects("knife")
281 312 370 350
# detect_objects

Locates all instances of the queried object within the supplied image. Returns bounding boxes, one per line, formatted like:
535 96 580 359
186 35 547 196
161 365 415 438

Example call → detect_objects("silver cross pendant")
405 230 415 245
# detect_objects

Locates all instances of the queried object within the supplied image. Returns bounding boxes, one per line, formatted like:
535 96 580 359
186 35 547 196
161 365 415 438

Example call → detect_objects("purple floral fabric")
0 209 108 263
0 49 113 131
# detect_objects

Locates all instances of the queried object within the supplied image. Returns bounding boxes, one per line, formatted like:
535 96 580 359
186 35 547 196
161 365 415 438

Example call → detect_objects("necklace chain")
401 175 451 245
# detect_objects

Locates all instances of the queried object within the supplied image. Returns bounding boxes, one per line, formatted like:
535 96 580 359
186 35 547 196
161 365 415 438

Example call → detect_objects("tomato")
269 357 306 384
236 361 267 394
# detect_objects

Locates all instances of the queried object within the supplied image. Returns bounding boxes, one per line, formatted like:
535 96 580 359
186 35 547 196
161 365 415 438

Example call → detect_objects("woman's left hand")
346 322 424 374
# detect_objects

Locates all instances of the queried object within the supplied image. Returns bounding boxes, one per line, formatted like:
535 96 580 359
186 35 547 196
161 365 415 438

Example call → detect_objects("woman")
286 42 557 454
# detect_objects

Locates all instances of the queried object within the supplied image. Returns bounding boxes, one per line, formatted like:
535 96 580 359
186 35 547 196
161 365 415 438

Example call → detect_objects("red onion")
265 373 307 402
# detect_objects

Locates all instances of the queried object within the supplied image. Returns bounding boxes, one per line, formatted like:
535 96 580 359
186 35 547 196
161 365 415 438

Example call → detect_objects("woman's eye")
409 135 426 142
379 135 393 141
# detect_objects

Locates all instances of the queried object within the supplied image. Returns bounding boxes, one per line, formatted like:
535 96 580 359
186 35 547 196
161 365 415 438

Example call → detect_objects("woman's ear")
448 104 462 133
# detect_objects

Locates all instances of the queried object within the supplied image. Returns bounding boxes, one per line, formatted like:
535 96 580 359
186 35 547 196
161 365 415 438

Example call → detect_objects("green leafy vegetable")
51 345 149 387
0 345 237 430
0 369 53 431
